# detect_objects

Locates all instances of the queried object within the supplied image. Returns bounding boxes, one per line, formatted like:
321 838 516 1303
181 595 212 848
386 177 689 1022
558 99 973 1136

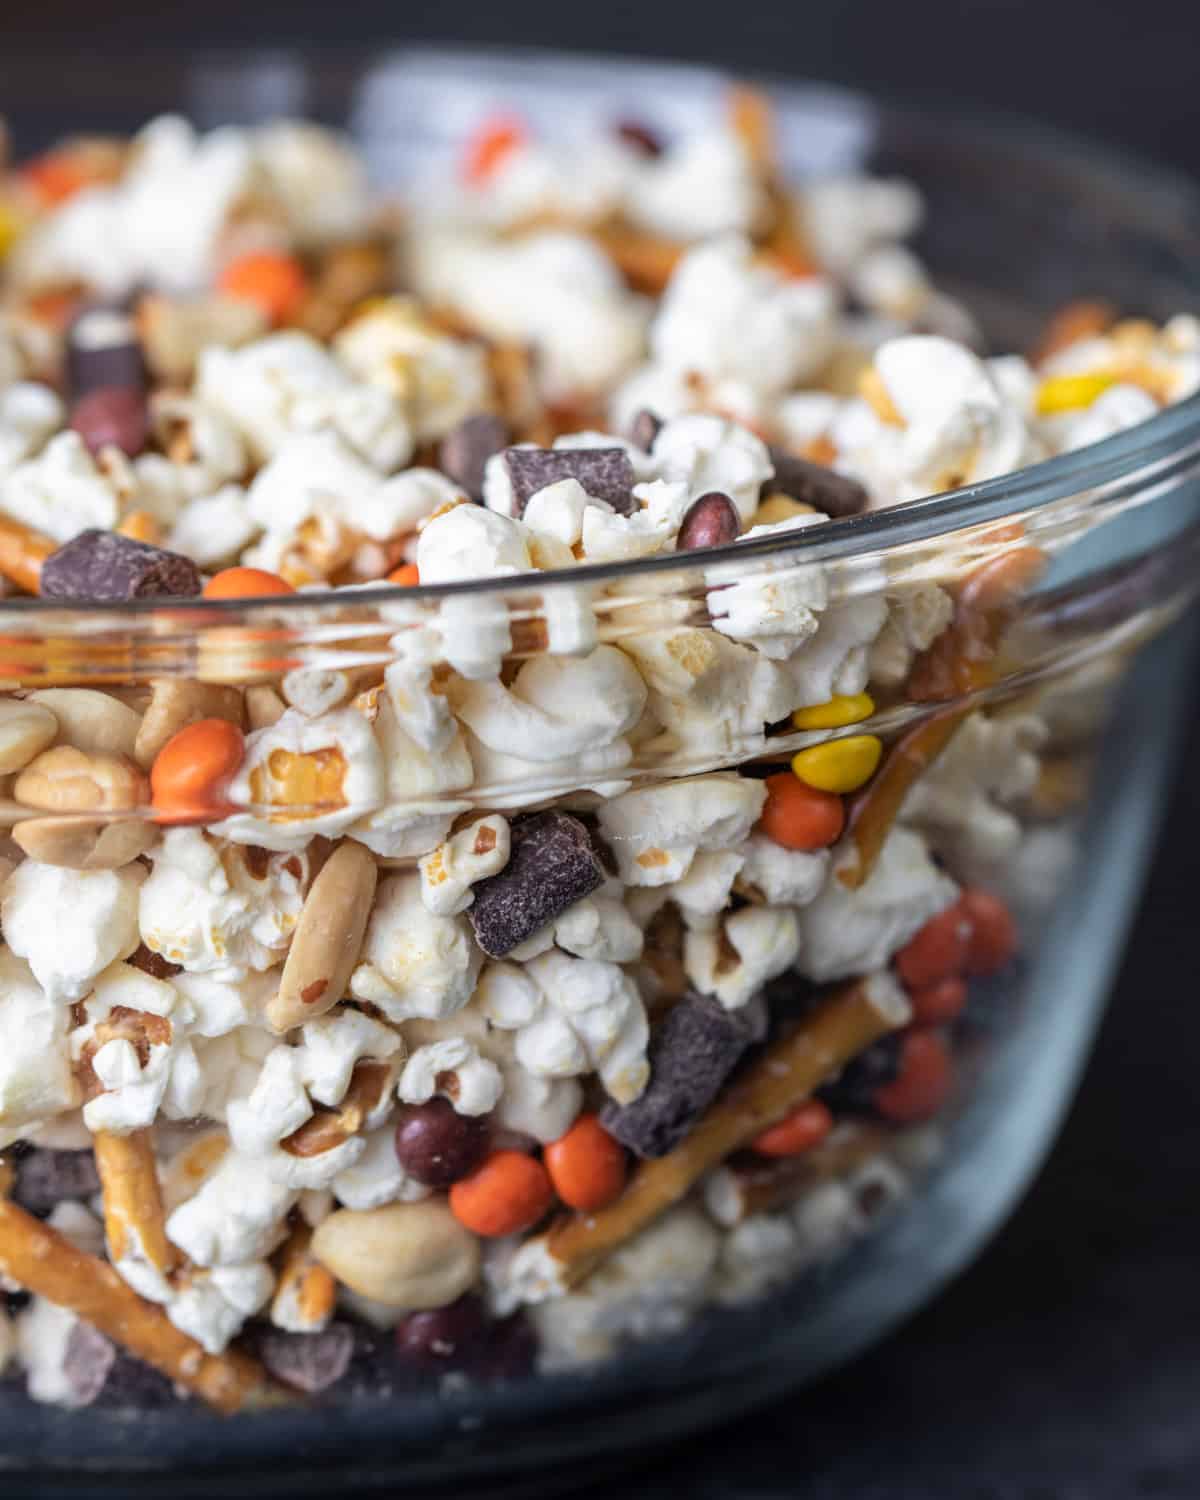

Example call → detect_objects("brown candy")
70 387 149 459
66 306 147 399
40 529 203 601
393 1098 490 1187
676 491 740 551
628 408 663 453
437 413 509 502
765 446 868 519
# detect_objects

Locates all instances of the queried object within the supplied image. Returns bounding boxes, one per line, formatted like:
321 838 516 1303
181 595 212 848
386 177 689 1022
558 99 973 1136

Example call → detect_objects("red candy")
874 1032 953 1123
894 902 972 989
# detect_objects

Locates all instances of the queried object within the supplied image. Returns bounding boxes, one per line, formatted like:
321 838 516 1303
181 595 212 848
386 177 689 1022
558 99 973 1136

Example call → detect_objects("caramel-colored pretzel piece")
532 973 908 1290
589 222 684 296
270 1221 338 1334
0 1195 287 1413
93 1127 177 1279
0 513 56 594
705 1121 890 1225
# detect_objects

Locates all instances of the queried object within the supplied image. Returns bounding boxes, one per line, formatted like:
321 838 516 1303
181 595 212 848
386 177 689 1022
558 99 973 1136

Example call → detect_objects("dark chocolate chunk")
62 1321 117 1407
765 446 868 519
502 446 637 517
70 387 149 458
257 1323 355 1394
468 810 604 959
14 1148 101 1216
676 491 741 551
95 1350 180 1409
437 413 509 502
628 408 663 454
600 993 755 1159
40 529 203 602
66 307 147 399
614 120 664 158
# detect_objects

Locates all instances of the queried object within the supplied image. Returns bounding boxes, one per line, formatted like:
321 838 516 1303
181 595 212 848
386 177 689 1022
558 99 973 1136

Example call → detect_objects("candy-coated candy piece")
386 564 420 586
765 446 868 518
676 492 740 551
449 1150 555 1238
203 567 296 600
791 735 882 795
758 770 844 851
217 251 309 326
462 115 528 184
394 1295 488 1371
21 152 92 206
751 1099 834 1158
393 1098 489 1188
1034 371 1116 416
150 717 245 822
792 692 875 731
908 976 968 1027
873 1031 952 1123
543 1114 627 1212
960 887 1018 976
70 387 148 459
894 902 972 989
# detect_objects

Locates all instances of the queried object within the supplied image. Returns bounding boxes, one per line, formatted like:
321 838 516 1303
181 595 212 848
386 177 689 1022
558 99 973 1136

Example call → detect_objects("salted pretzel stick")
0 1196 287 1413
704 1121 890 1226
727 85 776 174
270 1221 337 1334
528 973 909 1292
0 513 56 594
93 1127 177 1278
590 222 683 295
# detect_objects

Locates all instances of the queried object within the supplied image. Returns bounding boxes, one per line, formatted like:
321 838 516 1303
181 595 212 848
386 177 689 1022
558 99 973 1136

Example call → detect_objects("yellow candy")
0 203 21 262
1034 371 1116 416
791 735 883 794
792 692 875 731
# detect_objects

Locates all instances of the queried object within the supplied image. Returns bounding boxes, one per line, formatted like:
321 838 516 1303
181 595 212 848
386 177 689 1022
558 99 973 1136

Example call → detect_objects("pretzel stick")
93 1127 177 1278
727 85 776 174
0 1197 287 1413
530 973 909 1291
0 514 56 594
704 1121 890 1226
270 1221 337 1334
590 222 683 295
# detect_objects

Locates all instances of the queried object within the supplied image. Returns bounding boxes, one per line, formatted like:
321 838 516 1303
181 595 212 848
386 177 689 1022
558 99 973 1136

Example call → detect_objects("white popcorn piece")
651 411 774 525
216 707 385 851
166 1148 297 1268
167 1263 276 1354
796 827 958 981
331 1126 431 1212
577 478 692 563
254 121 370 248
1058 382 1160 452
0 430 121 543
868 584 955 688
295 1008 403 1109
706 514 828 660
627 132 769 242
419 814 511 917
782 595 889 709
399 1038 503 1116
171 969 275 1038
199 332 413 470
140 828 310 973
737 835 829 907
651 237 837 398
0 381 64 478
553 893 645 964
0 951 80 1143
457 136 632 230
685 904 801 1010
225 1045 313 1156
801 176 924 277
166 483 258 567
2 861 144 1004
597 773 766 888
351 871 481 1022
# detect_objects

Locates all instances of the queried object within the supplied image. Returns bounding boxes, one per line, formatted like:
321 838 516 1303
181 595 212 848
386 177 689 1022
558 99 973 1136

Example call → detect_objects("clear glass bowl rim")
3 49 1200 614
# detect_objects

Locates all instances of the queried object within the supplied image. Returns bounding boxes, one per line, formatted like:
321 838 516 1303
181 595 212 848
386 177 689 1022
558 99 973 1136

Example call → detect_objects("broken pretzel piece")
93 1126 177 1280
0 513 56 595
270 1221 337 1334
704 1120 890 1226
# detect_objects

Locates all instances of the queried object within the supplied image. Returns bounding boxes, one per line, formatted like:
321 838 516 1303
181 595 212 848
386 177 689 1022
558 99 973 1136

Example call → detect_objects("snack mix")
0 87 1191 1413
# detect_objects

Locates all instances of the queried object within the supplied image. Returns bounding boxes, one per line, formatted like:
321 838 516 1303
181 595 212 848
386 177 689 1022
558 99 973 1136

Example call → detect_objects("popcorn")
399 1038 504 1116
332 1126 431 1211
350 871 481 1022
627 132 769 241
0 950 79 1143
737 835 829 907
0 381 64 478
596 774 766 887
685 904 801 1010
166 484 258 567
253 121 371 249
225 1045 313 1155
166 1148 297 1267
796 827 958 981
706 514 827 659
167 1263 276 1354
0 431 122 543
415 503 531 679
801 176 924 276
553 892 645 963
419 814 511 917
2 861 144 1004
1057 382 1159 451
780 596 889 708
868 584 955 688
651 412 774 525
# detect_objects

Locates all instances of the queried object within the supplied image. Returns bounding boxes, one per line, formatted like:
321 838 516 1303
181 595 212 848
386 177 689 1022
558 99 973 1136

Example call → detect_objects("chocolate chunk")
66 307 147 399
14 1148 101 1216
96 1350 180 1408
676 492 741 551
62 1321 117 1407
600 994 755 1158
70 387 149 458
765 446 868 519
817 1034 902 1115
502 446 637 517
258 1323 355 1394
437 413 509 502
628 408 663 454
468 810 604 959
40 529 203 602
614 120 663 158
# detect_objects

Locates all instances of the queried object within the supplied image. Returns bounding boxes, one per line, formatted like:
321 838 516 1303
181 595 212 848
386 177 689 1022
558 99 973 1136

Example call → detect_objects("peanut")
12 814 156 870
0 699 58 773
135 678 244 768
15 745 148 813
310 1200 480 1309
27 688 141 759
268 841 378 1033
245 685 287 731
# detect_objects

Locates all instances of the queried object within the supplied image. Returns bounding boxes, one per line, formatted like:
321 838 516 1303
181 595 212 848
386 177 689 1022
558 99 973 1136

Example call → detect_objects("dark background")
7 3 1200 1494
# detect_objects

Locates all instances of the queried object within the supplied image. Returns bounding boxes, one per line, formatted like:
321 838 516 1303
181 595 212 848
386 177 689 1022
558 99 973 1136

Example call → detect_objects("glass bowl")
1 46 1200 1498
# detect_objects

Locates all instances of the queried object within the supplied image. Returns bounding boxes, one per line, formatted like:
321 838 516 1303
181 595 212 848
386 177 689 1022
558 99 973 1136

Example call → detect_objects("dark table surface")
7 5 1200 1493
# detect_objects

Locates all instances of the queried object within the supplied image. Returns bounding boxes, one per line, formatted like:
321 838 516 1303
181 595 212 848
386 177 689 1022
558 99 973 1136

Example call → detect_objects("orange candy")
874 1032 953 1123
758 771 845 852
203 567 296 600
449 1150 556 1237
22 153 92 206
543 1115 627 1212
217 251 309 326
150 718 246 824
462 115 527 184
908 976 968 1027
960 887 1018 976
385 563 420 587
894 903 972 990
751 1099 834 1159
